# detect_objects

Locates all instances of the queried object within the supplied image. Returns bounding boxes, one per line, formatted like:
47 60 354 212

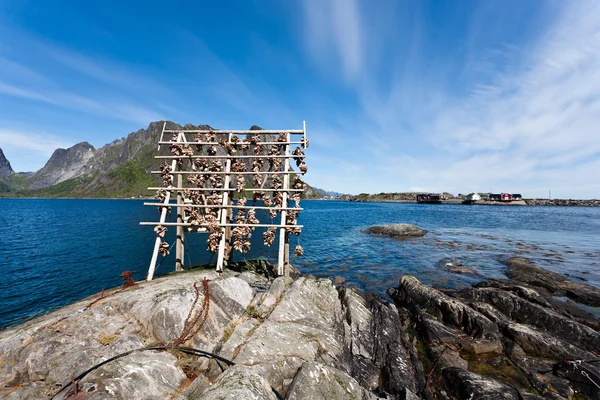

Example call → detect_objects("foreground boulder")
362 224 427 238
0 267 416 399
1 257 598 399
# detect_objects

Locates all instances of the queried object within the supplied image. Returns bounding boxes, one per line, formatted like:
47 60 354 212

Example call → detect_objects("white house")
466 193 481 201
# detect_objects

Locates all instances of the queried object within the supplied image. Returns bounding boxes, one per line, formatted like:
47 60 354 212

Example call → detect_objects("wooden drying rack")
141 122 308 280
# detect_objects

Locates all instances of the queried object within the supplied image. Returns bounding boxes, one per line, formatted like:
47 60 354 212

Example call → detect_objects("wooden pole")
147 126 175 281
175 172 184 272
216 133 233 273
277 135 291 276
284 232 290 278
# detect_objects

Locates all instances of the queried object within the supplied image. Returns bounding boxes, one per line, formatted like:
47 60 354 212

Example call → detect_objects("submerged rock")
362 224 427 238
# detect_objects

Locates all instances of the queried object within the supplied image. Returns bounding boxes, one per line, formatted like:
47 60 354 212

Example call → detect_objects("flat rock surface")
362 223 427 237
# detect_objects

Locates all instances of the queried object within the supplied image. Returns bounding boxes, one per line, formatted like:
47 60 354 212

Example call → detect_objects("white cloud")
0 128 74 172
302 0 363 82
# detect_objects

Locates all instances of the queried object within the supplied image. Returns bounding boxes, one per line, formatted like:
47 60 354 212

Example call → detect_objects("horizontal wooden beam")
143 202 303 211
151 171 302 175
148 187 305 192
154 155 305 159
159 141 304 146
163 129 304 134
140 222 304 228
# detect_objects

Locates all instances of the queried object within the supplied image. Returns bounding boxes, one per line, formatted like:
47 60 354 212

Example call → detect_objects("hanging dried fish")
205 131 215 142
249 134 260 146
263 227 276 246
194 158 209 171
205 214 222 252
155 189 167 202
218 138 236 154
170 144 183 156
294 245 304 257
269 209 277 219
292 176 305 190
159 241 170 256
237 197 247 207
232 226 252 253
299 162 308 175
154 225 167 238
267 145 282 170
252 173 262 186
291 192 301 207
253 143 264 155
210 160 223 171
253 191 265 203
292 147 305 166
271 175 283 189
273 191 283 207
160 162 172 173
231 160 246 172
275 132 288 143
235 175 245 192
235 208 246 224
207 145 217 155
162 175 174 187
246 208 259 225
263 196 273 207
182 144 194 157
301 137 309 149
252 158 264 172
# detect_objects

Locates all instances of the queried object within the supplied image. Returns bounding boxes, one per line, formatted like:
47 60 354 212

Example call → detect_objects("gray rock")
286 362 379 400
0 147 14 180
505 257 600 306
194 365 277 400
362 224 427 238
443 367 521 399
389 276 500 342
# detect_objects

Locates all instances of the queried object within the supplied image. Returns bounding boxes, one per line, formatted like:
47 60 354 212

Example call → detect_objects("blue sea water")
1 199 599 329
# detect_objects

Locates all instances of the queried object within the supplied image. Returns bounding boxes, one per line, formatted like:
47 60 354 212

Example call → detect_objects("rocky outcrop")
504 257 600 306
1 258 598 399
362 224 427 238
0 148 14 180
389 273 600 400
0 266 414 399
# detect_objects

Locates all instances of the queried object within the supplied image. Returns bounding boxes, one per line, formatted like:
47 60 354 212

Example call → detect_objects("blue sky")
1 0 599 198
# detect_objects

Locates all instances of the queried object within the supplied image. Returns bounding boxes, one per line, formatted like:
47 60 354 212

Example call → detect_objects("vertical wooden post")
216 133 233 272
277 133 291 276
284 231 290 278
147 124 174 281
175 171 184 271
224 198 233 265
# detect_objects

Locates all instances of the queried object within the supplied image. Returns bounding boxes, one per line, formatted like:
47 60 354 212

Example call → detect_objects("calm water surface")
1 199 599 328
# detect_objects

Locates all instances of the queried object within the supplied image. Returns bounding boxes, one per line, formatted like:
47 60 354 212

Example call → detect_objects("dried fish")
232 161 246 172
299 162 308 175
246 208 259 225
252 158 264 172
205 131 215 142
155 189 167 202
294 244 304 257
292 176 305 190
154 225 167 238
207 145 217 155
249 134 260 145
252 191 265 203
263 227 276 246
271 175 283 189
292 147 305 166
235 175 245 192
182 144 194 157
252 173 262 186
159 241 170 256
301 137 309 149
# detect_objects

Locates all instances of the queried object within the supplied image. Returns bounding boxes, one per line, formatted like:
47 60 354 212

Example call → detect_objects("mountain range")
0 121 321 199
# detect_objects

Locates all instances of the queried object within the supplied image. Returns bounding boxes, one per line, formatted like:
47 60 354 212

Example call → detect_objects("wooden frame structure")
141 122 308 281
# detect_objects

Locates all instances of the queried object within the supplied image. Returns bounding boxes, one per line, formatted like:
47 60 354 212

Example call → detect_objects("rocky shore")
525 199 600 207
1 259 599 399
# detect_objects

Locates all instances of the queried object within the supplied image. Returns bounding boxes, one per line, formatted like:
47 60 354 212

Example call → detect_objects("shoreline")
344 197 600 207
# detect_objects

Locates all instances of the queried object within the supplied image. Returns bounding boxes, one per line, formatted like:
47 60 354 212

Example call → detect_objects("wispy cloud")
300 0 600 198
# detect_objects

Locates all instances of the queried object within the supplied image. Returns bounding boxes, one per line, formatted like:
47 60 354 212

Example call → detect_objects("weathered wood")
143 202 303 211
278 138 291 276
175 161 184 272
164 129 304 134
150 171 303 175
216 134 233 273
154 154 305 159
141 222 304 228
147 187 305 192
